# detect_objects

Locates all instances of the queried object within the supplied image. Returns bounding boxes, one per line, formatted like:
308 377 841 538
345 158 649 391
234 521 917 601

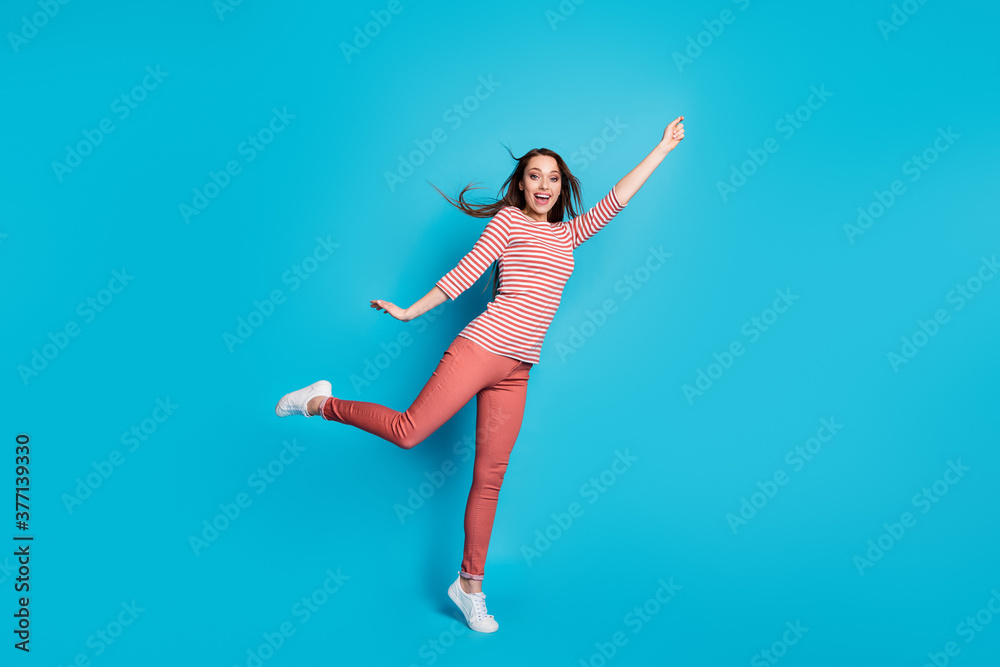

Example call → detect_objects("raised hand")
370 299 410 321
660 116 685 152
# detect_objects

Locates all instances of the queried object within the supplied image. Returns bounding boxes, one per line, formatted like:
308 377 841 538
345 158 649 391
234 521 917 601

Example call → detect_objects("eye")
550 176 558 182
529 174 538 180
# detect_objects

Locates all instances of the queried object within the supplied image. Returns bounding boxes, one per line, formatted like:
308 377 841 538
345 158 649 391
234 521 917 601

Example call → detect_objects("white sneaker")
448 574 499 633
275 380 332 418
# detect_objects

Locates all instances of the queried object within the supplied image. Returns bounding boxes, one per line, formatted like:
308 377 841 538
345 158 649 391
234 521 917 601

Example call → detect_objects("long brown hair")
428 145 584 301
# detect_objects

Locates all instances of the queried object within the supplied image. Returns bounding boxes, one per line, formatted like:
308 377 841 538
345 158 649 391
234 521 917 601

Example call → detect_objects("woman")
275 116 685 633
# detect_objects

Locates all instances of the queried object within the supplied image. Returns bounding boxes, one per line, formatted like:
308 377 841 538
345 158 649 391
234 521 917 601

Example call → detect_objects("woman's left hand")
660 116 685 152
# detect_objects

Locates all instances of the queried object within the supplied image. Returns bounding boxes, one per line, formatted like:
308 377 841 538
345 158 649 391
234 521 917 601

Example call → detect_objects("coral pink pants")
321 334 532 581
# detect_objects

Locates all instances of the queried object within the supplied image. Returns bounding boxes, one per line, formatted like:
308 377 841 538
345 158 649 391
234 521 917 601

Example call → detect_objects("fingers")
666 117 685 143
671 120 685 141
371 299 397 316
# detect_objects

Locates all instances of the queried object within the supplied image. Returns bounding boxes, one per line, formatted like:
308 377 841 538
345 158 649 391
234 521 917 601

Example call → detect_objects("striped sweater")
436 186 627 364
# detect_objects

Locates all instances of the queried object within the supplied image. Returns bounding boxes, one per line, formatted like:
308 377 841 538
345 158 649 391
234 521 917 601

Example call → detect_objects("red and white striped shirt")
436 186 627 364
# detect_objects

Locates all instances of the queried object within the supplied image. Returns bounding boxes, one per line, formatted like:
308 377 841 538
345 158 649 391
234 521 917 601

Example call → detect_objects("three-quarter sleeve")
564 186 627 249
436 209 512 300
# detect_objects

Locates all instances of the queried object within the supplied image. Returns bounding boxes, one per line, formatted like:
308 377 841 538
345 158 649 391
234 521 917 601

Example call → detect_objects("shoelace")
470 592 494 622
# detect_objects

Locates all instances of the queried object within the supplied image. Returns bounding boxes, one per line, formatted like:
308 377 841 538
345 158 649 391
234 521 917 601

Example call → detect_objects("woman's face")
519 155 561 222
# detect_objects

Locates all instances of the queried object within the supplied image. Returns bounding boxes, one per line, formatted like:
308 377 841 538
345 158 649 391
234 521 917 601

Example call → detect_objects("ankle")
307 396 325 416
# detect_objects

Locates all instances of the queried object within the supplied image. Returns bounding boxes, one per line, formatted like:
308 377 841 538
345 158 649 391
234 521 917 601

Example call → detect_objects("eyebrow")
527 168 560 174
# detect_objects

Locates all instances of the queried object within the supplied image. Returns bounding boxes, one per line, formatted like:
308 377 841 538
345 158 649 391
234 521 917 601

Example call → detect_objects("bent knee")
397 432 428 450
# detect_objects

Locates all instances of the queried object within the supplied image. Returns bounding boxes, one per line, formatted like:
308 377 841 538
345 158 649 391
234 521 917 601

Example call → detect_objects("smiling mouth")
533 193 551 205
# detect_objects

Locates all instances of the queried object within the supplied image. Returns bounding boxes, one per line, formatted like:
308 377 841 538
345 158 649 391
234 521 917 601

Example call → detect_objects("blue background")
2 0 999 665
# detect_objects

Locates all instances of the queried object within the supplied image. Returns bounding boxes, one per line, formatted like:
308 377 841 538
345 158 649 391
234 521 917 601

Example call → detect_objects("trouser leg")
322 336 508 449
460 361 532 581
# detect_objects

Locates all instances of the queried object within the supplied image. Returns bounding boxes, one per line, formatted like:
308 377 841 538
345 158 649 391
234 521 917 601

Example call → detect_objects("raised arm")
613 115 685 206
563 116 686 248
